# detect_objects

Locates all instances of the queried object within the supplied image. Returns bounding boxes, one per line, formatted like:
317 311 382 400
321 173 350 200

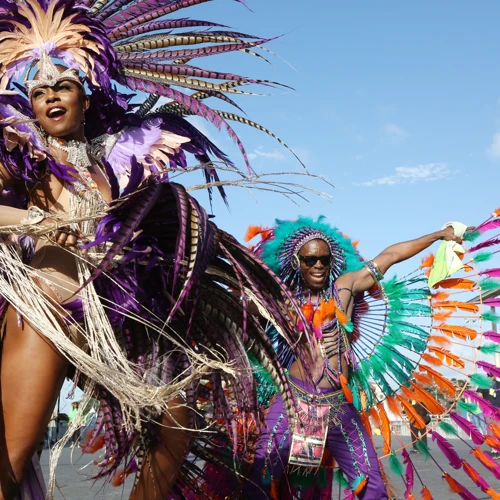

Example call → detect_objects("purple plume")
464 390 500 419
401 449 414 499
484 330 500 343
431 431 462 469
469 237 500 253
449 412 484 445
477 219 500 233
477 360 500 379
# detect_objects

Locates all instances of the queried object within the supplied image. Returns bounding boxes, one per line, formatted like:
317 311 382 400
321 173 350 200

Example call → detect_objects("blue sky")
161 0 500 275
62 0 500 404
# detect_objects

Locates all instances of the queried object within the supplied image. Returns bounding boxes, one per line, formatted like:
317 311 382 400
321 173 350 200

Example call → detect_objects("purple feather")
431 431 462 469
484 330 500 343
464 390 500 419
477 360 500 379
469 237 500 253
116 18 228 38
449 412 484 445
477 219 500 233
401 449 414 499
482 297 500 306
107 0 212 32
117 39 272 63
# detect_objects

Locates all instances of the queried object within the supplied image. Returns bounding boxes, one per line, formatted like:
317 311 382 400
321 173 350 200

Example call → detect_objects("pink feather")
484 331 500 343
469 237 500 253
464 390 500 419
461 460 490 492
477 360 500 379
483 297 500 306
478 219 500 233
401 449 414 499
431 431 462 469
449 412 484 445
479 268 500 279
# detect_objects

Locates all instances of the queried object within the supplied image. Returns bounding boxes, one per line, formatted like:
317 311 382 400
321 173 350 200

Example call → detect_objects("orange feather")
428 347 465 369
410 382 446 415
407 494 416 500
494 207 500 217
359 411 373 439
353 476 368 495
271 479 279 500
335 308 349 326
432 301 479 314
443 473 462 494
301 302 314 322
369 406 382 429
396 395 426 429
484 436 500 451
320 298 336 323
385 395 404 419
486 489 500 500
472 448 497 468
413 371 433 386
81 434 105 454
433 278 476 290
434 324 478 341
421 253 435 269
428 335 451 347
485 488 500 500
421 485 433 500
471 448 497 469
418 364 456 396
432 311 453 323
463 263 474 273
244 225 263 242
489 422 500 440
340 374 353 403
432 292 450 301
422 353 443 366
377 403 392 455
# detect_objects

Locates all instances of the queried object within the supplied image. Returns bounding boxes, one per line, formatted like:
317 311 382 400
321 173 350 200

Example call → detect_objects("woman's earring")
82 110 86 126
291 254 300 270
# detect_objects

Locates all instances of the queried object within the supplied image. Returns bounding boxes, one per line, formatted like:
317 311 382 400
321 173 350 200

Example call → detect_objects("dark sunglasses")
298 254 332 267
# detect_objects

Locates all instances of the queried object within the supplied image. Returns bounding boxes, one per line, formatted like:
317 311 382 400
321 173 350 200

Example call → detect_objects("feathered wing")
80 176 313 492
343 205 500 499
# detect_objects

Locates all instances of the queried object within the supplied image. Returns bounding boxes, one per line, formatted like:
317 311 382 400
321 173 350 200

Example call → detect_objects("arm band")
365 260 384 283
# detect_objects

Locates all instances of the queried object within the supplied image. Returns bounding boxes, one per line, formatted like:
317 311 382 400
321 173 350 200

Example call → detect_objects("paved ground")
40 448 133 499
40 436 497 499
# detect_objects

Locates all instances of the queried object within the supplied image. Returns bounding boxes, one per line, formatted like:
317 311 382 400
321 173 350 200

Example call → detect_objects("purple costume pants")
246 377 388 499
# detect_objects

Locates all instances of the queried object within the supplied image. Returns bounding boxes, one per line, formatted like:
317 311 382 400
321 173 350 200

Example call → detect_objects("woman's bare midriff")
29 158 112 304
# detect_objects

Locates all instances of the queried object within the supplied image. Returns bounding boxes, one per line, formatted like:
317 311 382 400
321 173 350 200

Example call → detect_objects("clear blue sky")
62 0 500 405
170 0 500 270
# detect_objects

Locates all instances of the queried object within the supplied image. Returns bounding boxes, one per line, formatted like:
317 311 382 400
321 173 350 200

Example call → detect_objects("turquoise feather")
479 342 500 355
471 373 494 388
416 439 430 460
389 451 403 475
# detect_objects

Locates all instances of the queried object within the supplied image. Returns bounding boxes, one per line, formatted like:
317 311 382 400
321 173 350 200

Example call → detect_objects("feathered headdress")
0 0 297 172
247 216 364 287
0 0 114 91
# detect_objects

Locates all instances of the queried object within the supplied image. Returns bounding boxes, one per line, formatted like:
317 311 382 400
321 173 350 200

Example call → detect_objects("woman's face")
298 238 332 291
31 79 89 141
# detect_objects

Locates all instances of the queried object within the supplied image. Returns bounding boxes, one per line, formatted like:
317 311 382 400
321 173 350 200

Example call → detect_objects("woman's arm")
342 227 462 295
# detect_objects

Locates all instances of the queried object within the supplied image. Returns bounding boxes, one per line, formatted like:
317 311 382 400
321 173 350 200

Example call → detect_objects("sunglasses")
298 254 332 267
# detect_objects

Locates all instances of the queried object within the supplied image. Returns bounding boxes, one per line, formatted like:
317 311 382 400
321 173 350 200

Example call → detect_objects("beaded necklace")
47 135 102 199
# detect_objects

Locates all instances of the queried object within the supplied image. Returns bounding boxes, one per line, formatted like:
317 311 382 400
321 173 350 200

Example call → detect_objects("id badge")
288 401 330 468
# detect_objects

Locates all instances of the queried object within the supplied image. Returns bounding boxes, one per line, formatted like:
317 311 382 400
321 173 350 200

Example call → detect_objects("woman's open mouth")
46 106 67 121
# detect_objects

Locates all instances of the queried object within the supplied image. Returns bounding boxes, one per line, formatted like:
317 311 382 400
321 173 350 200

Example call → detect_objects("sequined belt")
287 376 347 469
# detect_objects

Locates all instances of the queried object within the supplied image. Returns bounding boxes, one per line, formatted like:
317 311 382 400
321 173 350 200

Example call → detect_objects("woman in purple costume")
245 216 462 499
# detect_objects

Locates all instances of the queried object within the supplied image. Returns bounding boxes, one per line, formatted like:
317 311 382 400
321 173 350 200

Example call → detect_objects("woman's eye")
33 90 43 98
